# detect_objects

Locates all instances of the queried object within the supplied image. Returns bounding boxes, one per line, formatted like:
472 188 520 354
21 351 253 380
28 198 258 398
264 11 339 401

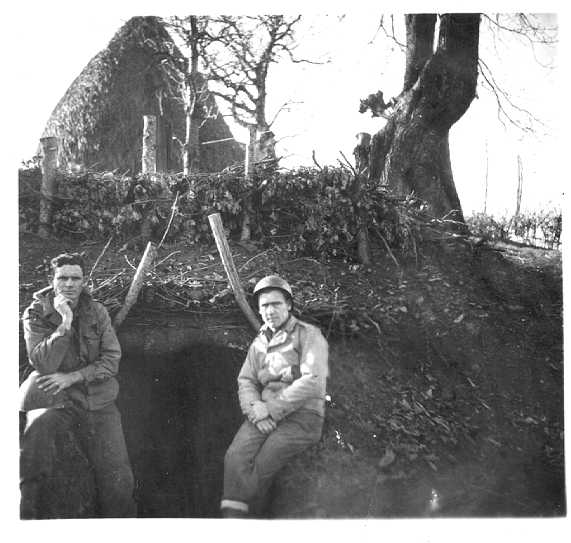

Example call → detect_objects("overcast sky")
6 2 565 216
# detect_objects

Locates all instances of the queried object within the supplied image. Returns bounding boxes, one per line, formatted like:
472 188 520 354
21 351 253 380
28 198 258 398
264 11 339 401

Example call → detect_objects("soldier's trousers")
20 402 136 519
221 408 323 515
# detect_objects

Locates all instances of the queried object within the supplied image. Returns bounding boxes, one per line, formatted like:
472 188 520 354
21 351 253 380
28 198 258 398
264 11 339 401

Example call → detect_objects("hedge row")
19 164 427 261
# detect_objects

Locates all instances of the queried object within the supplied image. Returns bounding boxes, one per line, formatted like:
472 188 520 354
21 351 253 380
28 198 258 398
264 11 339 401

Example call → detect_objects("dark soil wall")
20 318 249 519
117 343 244 517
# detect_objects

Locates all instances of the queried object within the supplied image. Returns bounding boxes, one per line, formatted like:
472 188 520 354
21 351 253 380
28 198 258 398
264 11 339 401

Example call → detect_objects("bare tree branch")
477 58 547 133
312 150 323 171
482 13 557 46
376 15 406 50
268 100 304 128
203 15 314 139
482 13 557 70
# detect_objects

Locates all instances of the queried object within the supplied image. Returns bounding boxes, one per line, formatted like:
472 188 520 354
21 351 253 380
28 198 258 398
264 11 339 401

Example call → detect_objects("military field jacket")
238 315 329 422
22 287 121 410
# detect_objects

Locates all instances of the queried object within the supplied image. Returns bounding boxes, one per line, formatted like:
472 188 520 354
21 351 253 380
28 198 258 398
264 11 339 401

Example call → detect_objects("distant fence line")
466 211 562 250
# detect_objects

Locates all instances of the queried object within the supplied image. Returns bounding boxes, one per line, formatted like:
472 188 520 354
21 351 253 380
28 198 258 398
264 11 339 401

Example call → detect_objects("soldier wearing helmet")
221 275 329 518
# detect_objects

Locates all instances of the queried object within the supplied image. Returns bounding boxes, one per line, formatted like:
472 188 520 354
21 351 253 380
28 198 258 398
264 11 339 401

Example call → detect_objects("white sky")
7 4 565 217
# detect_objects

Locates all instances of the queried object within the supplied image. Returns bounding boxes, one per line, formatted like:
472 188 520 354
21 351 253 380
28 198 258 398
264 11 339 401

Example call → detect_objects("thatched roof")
41 16 244 174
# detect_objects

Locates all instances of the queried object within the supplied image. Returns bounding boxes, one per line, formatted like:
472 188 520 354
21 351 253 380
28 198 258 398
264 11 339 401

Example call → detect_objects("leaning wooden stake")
113 241 157 329
208 213 260 332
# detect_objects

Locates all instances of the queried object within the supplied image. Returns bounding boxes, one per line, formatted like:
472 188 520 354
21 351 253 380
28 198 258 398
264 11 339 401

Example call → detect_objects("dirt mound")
18 230 564 517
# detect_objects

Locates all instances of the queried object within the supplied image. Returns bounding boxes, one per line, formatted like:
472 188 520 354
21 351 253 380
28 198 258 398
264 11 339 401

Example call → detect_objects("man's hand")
53 294 73 331
250 400 270 423
255 418 276 435
37 372 82 395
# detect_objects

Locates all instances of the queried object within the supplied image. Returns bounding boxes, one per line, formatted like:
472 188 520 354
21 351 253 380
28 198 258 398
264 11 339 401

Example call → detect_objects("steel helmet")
253 275 293 304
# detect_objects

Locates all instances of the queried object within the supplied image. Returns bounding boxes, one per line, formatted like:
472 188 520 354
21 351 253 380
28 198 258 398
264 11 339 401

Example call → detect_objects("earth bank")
18 231 564 518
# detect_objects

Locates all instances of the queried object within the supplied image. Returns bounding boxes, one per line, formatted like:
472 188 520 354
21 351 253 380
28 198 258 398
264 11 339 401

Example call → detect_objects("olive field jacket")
238 315 329 422
21 287 121 411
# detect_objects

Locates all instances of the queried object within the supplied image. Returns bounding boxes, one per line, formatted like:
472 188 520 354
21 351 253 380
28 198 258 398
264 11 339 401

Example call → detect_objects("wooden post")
113 241 157 329
38 137 58 238
516 154 523 216
241 126 257 241
208 213 261 332
353 134 372 265
245 125 257 179
142 115 157 174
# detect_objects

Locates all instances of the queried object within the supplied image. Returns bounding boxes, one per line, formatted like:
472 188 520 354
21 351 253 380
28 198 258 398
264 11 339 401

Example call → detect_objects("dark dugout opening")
118 342 245 517
19 314 251 519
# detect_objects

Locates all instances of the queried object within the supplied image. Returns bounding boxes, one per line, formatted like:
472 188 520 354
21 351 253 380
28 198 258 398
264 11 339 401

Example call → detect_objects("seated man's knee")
22 408 69 446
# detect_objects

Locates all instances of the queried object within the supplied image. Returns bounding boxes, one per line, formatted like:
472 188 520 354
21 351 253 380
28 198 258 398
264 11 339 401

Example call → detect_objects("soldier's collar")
260 314 298 336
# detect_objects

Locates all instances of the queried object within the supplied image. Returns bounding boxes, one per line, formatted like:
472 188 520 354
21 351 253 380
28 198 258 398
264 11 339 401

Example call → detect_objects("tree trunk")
403 14 437 92
38 137 58 238
355 182 372 265
142 115 157 174
183 22 203 175
370 14 480 222
183 102 201 174
353 133 372 265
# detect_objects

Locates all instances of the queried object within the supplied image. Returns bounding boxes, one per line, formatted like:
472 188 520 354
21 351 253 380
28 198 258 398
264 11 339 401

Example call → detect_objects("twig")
376 14 406 49
181 276 228 284
311 150 323 171
374 228 400 269
91 270 125 293
338 150 357 176
88 235 114 282
153 291 189 308
157 191 180 248
154 250 182 269
238 249 272 272
200 136 236 146
365 315 382 336
124 254 137 270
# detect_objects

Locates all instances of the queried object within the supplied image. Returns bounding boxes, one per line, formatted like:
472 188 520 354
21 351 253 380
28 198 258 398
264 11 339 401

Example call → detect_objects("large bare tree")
168 15 218 174
363 14 480 223
200 15 310 240
203 15 307 160
362 13 557 223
